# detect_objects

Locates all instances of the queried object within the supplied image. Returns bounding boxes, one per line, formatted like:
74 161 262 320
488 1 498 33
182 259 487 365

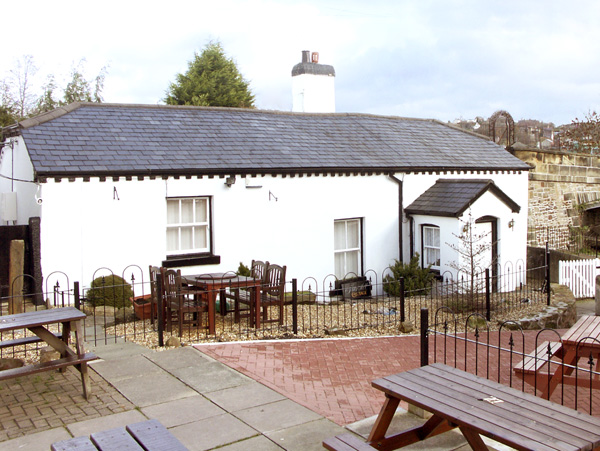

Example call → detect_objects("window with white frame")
422 225 440 268
166 197 210 255
334 218 362 279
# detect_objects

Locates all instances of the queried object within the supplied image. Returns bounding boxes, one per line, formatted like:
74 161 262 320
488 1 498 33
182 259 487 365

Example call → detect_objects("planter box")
131 294 155 320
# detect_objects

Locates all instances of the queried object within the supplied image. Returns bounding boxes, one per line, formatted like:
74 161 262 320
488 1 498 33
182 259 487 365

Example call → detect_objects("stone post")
9 240 25 314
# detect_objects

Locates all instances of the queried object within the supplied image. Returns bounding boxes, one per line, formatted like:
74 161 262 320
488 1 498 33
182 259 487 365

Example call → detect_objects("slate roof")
5 102 531 179
404 179 521 217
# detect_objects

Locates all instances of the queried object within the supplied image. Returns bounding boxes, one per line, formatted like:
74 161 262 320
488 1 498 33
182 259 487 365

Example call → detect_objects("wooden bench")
51 419 187 451
324 363 600 451
0 331 62 349
0 352 97 381
513 341 565 395
514 341 563 375
323 433 378 451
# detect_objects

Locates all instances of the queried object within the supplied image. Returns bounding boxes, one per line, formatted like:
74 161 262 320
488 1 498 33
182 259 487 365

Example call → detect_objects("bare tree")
9 55 38 119
446 212 494 304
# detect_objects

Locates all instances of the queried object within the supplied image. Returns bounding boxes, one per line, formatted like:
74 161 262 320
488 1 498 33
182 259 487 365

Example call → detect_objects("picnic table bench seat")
0 331 62 349
323 433 378 451
0 352 97 381
514 341 564 376
51 419 187 451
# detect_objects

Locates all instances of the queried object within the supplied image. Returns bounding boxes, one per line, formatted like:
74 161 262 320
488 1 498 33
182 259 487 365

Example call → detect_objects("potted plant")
131 294 155 320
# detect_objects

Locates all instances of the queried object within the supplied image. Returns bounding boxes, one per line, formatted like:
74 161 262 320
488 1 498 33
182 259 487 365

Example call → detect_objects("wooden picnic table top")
561 315 600 348
372 363 600 451
0 307 85 333
182 273 260 288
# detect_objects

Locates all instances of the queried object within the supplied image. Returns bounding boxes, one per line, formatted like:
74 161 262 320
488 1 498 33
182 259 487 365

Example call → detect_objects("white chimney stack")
291 50 335 113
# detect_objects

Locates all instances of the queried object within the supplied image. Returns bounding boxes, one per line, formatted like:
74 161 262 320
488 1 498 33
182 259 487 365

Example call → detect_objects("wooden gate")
558 258 600 298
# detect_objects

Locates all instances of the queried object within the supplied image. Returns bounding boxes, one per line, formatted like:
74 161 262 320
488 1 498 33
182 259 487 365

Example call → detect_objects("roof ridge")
17 102 85 129
14 101 470 123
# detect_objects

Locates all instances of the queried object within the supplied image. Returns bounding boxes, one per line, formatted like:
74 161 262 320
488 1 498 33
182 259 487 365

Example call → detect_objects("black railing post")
546 247 551 306
485 268 491 321
292 279 298 335
400 277 405 323
420 308 429 367
156 274 164 347
74 281 80 310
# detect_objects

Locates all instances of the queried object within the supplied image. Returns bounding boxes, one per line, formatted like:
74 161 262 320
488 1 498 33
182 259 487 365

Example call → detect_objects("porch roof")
5 102 531 179
404 179 521 217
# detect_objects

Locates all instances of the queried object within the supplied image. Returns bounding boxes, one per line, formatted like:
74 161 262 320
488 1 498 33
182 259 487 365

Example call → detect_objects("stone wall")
512 146 600 248
506 283 577 330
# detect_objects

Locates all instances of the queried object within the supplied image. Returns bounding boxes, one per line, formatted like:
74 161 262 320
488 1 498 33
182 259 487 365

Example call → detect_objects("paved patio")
0 340 473 451
0 299 595 450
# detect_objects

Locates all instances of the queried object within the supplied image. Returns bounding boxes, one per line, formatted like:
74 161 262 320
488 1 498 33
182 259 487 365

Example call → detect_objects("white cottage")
0 102 530 292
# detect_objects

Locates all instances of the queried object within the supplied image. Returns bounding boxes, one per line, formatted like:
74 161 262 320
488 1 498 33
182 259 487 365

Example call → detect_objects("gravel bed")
102 294 550 350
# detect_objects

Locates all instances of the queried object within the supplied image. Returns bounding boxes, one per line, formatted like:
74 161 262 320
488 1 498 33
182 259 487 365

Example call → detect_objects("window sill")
162 253 221 268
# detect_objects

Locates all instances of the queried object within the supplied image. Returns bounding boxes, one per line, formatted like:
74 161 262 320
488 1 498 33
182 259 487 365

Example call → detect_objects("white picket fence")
558 258 600 298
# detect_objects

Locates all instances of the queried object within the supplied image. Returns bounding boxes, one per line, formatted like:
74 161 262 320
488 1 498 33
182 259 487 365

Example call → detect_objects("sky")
2 0 600 126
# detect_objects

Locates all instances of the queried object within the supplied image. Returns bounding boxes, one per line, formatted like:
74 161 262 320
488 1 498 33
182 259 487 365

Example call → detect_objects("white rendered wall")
38 174 400 290
292 74 335 113
0 137 40 224
406 171 528 291
401 170 528 266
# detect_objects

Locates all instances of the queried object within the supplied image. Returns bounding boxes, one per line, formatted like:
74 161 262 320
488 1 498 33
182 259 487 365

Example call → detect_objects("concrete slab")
348 409 468 451
265 417 347 451
141 395 226 428
234 399 323 434
145 346 212 370
66 410 147 437
88 341 152 359
169 413 258 451
0 427 72 451
169 361 252 393
205 381 286 412
576 298 597 317
89 354 163 381
217 435 284 450
108 370 197 407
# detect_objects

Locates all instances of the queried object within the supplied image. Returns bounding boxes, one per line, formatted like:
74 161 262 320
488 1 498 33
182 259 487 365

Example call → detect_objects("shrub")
236 262 251 277
87 275 133 308
383 254 435 297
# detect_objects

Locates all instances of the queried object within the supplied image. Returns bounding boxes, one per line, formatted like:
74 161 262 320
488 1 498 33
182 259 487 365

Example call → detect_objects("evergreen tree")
164 42 255 108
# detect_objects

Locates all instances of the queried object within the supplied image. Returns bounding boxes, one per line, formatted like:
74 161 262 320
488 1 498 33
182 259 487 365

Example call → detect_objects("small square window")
166 197 210 255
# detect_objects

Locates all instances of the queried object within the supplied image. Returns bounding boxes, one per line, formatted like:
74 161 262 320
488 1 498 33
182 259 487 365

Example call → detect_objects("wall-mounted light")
508 219 515 229
225 176 236 187
462 224 469 234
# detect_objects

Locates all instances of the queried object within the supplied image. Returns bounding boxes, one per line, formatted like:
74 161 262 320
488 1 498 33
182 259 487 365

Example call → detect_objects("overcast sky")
3 0 599 126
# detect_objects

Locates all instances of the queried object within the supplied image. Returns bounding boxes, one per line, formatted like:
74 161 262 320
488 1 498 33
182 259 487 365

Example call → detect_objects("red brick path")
197 336 423 425
197 330 600 426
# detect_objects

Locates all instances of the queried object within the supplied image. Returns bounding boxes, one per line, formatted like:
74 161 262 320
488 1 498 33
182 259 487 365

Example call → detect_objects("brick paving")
198 336 423 426
0 367 134 442
198 330 600 426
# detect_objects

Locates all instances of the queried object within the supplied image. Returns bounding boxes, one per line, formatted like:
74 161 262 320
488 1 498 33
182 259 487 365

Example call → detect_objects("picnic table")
515 315 600 397
323 363 600 451
51 419 187 451
0 307 97 399
181 273 262 334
